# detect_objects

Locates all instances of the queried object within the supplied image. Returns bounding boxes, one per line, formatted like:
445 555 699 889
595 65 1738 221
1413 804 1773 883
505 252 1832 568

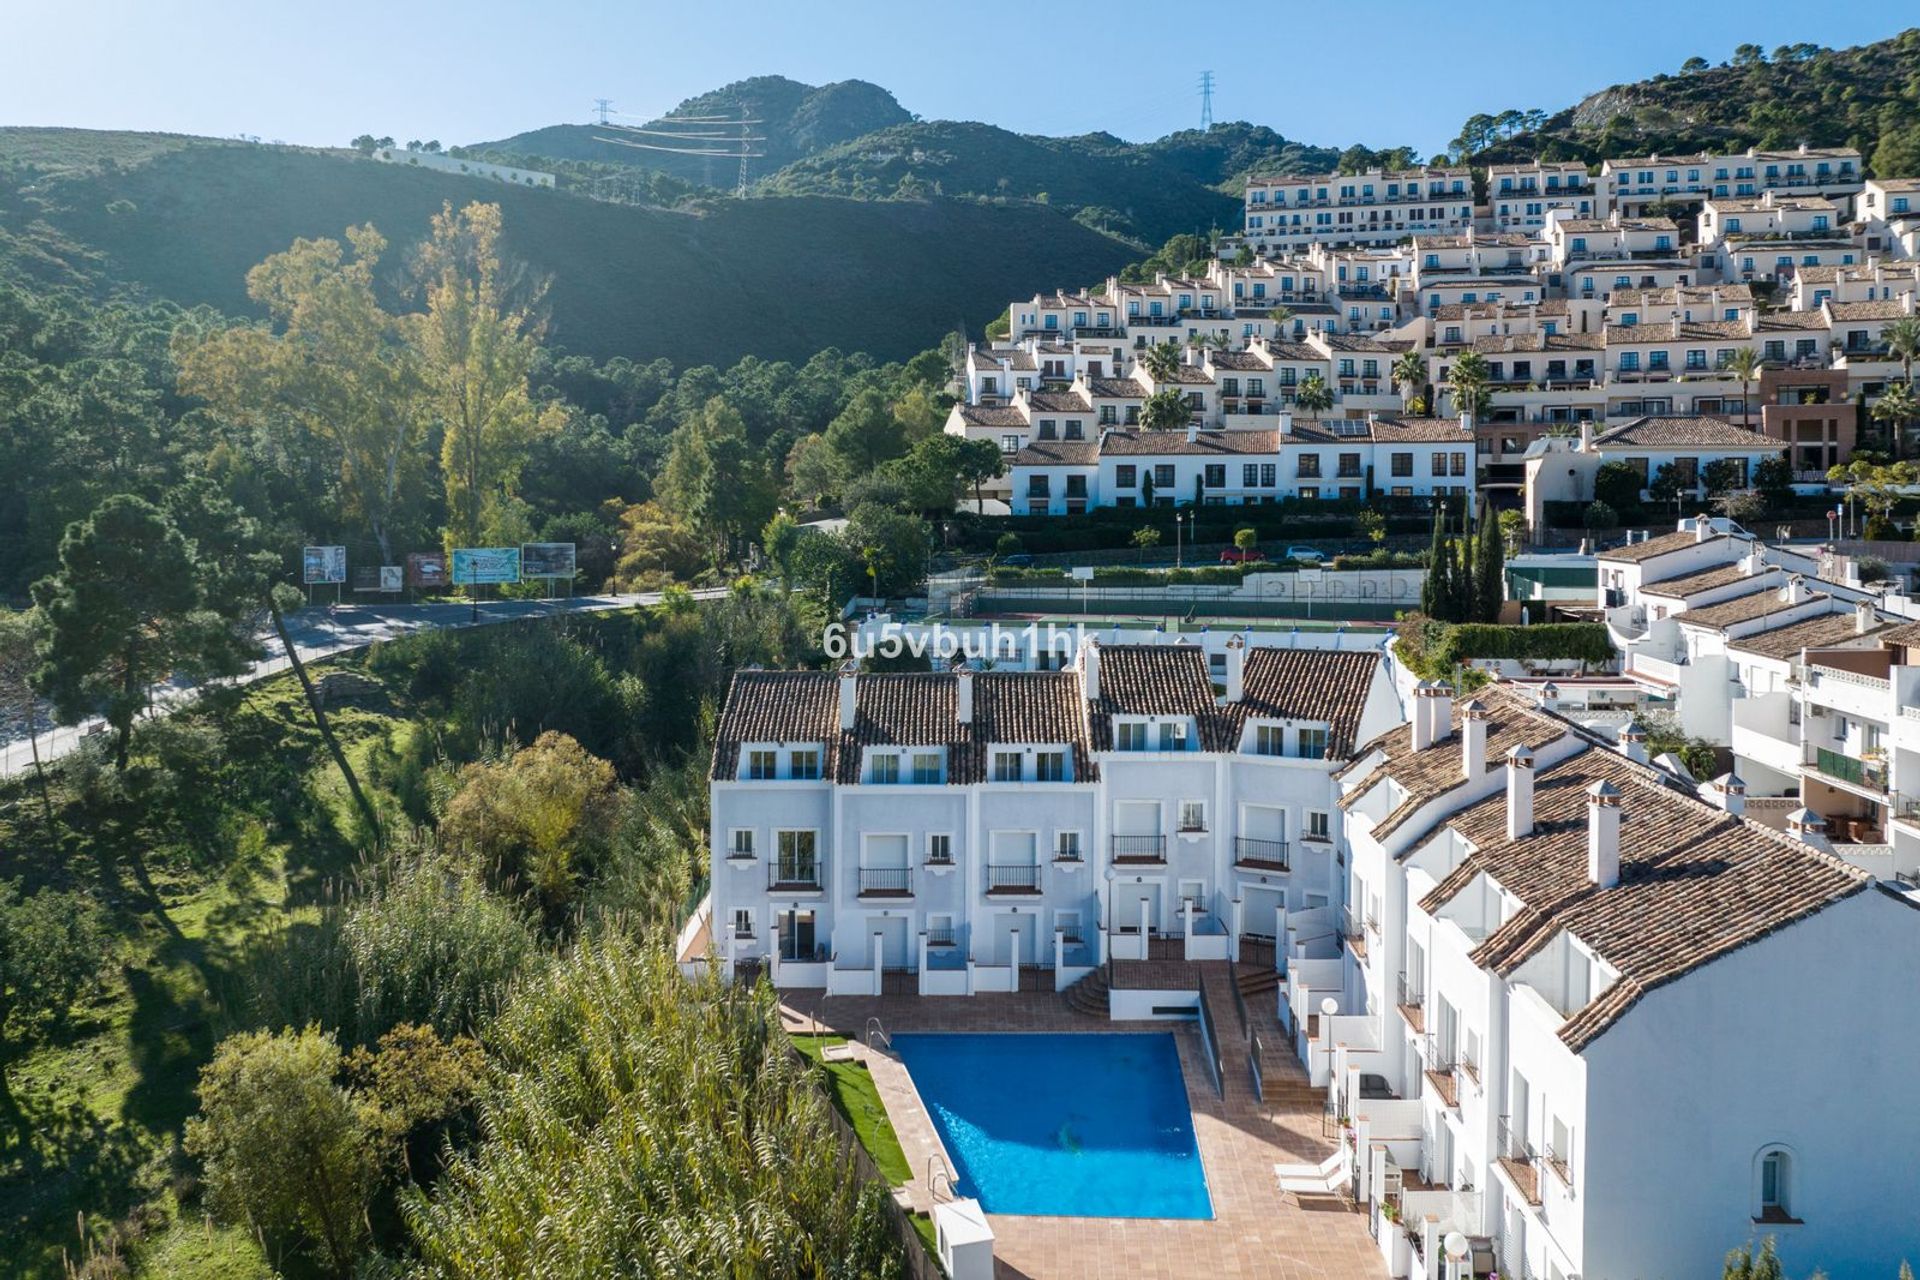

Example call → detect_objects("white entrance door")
1243 886 1285 940
875 916 911 971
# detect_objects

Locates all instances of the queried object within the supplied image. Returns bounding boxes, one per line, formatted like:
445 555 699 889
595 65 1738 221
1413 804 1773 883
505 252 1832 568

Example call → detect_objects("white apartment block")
1008 415 1477 516
1486 162 1597 234
1858 177 1920 259
1309 681 1920 1280
1243 167 1476 254
708 643 1402 998
1522 419 1787 529
1699 192 1859 283
1601 145 1863 218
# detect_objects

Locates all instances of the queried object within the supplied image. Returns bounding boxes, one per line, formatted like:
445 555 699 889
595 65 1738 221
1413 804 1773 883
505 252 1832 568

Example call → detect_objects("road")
0 589 726 780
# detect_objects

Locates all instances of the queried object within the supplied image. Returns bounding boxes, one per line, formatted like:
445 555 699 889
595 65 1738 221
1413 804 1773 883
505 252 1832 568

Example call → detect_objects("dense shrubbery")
1395 616 1614 680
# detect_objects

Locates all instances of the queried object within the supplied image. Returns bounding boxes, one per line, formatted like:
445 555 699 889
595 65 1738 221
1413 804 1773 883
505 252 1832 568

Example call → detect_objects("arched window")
1754 1145 1798 1223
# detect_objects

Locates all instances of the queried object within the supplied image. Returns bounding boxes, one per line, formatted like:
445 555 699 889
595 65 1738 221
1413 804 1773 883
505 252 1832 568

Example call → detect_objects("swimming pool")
891 1032 1212 1219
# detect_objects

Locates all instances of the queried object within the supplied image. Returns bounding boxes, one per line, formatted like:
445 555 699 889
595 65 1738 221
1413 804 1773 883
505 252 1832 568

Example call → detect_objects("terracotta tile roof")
1026 390 1092 412
1099 429 1280 457
1371 417 1475 443
1220 648 1384 756
1637 562 1762 599
1087 378 1146 400
1085 645 1226 750
1879 621 1920 651
1265 341 1330 362
1829 300 1914 322
1727 610 1892 660
956 405 1027 428
1597 528 1726 563
710 670 1097 784
1340 689 1568 840
1207 351 1267 371
1675 585 1824 632
1469 332 1603 354
1753 310 1829 332
1594 417 1784 450
1417 748 1869 1052
1012 440 1099 466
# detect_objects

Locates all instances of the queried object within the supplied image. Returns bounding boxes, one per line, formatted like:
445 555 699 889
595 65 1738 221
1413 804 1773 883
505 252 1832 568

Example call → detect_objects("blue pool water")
892 1032 1213 1219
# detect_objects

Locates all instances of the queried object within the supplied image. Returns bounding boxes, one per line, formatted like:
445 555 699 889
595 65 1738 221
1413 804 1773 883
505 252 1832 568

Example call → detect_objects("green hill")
1464 28 1920 171
0 132 1134 366
470 75 912 187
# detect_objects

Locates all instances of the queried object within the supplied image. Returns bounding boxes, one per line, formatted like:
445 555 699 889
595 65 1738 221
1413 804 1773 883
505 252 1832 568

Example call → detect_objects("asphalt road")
0 589 726 780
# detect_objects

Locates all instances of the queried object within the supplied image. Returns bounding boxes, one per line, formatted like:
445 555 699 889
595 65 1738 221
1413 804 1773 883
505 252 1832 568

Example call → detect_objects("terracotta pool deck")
781 987 1385 1280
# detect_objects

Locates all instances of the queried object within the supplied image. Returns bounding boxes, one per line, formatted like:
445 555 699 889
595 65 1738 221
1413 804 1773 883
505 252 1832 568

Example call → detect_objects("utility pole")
1199 71 1215 130
593 98 614 125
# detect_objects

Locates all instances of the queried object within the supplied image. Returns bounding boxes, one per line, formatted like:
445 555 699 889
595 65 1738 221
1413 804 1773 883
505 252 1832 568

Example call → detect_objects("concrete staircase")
1063 967 1111 1018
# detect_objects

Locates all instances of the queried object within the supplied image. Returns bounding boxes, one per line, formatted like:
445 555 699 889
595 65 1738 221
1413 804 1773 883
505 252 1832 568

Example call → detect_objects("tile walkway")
781 987 1387 1280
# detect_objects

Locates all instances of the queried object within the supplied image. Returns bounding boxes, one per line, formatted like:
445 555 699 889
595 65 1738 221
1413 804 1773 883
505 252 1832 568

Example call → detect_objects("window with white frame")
790 748 820 780
1116 722 1148 751
1055 830 1083 862
1254 724 1285 756
1178 800 1207 832
1034 749 1066 781
1158 721 1188 751
927 833 953 864
732 908 753 939
870 753 900 784
911 751 942 784
992 750 1022 782
1298 726 1329 759
747 749 777 780
1306 810 1331 841
727 829 755 859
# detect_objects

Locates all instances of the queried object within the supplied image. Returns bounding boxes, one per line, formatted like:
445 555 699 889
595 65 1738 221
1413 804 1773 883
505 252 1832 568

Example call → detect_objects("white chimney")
838 661 859 732
1277 410 1294 436
1779 575 1808 605
1460 699 1489 780
1856 600 1877 634
1224 634 1247 702
1538 681 1560 712
1620 719 1649 764
1710 771 1747 817
1187 421 1200 444
1578 421 1594 453
955 668 974 724
1411 682 1454 751
1786 806 1831 851
1506 745 1536 840
1740 546 1766 577
1459 410 1474 433
1693 515 1711 543
1587 780 1622 888
1081 637 1101 701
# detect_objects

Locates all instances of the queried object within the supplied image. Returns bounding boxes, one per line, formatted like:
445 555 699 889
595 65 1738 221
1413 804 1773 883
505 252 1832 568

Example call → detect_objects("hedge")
1396 618 1612 679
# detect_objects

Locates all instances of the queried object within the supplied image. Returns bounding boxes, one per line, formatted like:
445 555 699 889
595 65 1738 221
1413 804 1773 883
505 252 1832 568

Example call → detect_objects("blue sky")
3 2 1909 157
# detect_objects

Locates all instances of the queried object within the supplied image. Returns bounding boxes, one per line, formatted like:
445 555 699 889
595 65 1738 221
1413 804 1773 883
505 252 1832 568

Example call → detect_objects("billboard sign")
407 552 449 589
379 565 404 593
303 545 347 585
521 542 578 579
451 547 521 586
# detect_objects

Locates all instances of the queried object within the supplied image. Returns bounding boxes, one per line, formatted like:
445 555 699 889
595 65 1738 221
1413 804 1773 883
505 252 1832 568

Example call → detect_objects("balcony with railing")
1342 905 1368 960
1496 1116 1542 1206
857 866 913 899
768 861 823 893
1112 834 1168 866
1422 1036 1459 1109
1395 974 1425 1033
1233 837 1290 872
1804 663 1893 722
986 863 1042 895
1804 745 1889 797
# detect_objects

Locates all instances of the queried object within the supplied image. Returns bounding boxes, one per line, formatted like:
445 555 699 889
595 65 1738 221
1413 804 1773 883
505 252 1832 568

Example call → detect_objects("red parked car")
1218 547 1267 563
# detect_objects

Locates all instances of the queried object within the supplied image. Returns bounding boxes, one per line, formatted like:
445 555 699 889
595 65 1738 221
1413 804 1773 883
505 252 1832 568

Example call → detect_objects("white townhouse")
1700 192 1860 284
1008 415 1478 515
1521 419 1786 530
708 643 1402 996
1243 167 1475 254
1858 177 1920 260
1313 682 1920 1280
1542 214 1697 302
1486 162 1597 234
1601 145 1863 218
1788 260 1920 311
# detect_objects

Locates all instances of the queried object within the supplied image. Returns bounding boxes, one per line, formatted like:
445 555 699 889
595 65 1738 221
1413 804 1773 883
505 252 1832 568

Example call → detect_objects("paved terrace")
782 970 1384 1280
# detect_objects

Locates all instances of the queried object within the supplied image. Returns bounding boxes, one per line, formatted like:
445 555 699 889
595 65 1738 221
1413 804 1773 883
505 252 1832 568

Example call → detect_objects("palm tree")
1295 372 1334 415
1448 351 1491 424
1141 387 1191 431
1140 339 1181 383
1391 350 1429 412
1872 382 1919 460
1883 316 1920 457
1723 346 1764 432
1267 306 1294 339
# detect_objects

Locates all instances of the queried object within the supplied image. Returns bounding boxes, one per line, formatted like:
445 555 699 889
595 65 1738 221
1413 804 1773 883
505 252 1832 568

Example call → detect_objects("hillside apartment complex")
947 144 1920 522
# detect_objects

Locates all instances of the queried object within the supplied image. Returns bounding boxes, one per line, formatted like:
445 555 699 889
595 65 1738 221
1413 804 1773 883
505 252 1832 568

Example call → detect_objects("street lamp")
1175 510 1194 569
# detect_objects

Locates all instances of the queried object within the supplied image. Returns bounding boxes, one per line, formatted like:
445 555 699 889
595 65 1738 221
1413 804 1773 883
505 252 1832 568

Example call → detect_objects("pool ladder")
865 1016 892 1053
926 1153 957 1204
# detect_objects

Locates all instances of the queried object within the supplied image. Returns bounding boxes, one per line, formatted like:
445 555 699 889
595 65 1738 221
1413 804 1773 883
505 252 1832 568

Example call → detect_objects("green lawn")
789 1034 912 1185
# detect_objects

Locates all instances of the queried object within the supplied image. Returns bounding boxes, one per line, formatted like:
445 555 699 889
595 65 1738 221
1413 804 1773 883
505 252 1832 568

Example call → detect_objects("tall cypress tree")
1422 506 1446 618
1474 501 1505 622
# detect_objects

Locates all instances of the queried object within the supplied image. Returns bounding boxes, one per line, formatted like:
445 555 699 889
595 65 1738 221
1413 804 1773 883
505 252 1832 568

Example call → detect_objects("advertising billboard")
407 552 449 589
520 542 577 579
451 547 522 586
379 565 404 593
303 545 347 585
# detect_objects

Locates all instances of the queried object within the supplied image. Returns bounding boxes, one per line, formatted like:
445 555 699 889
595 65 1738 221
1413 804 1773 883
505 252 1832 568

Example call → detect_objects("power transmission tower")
1199 71 1215 130
593 98 614 125
593 106 764 197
